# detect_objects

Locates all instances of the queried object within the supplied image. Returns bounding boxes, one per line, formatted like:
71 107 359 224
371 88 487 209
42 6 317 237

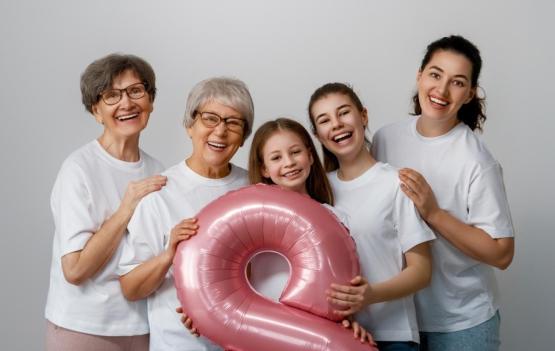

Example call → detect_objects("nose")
118 91 133 108
212 120 228 136
437 78 449 96
283 154 296 167
330 115 343 130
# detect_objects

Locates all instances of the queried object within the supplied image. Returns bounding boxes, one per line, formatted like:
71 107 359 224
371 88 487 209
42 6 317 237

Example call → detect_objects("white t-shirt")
249 204 348 302
117 161 248 351
45 140 164 335
329 162 435 343
372 117 514 332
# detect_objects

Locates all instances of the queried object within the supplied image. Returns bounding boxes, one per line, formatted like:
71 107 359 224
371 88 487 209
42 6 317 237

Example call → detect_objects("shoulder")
139 149 165 173
457 126 499 168
229 164 249 184
56 142 99 181
374 118 412 140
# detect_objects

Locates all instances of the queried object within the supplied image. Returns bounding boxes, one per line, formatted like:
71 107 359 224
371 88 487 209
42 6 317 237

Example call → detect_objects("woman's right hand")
165 218 199 259
176 306 200 337
121 175 167 214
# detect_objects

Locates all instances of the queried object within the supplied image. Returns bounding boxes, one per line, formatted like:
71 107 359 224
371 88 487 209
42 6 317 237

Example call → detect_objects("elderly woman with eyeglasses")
117 77 254 351
44 54 166 351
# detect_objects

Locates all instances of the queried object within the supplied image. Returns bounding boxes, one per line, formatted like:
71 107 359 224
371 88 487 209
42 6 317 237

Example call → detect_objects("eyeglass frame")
194 110 247 133
98 82 149 105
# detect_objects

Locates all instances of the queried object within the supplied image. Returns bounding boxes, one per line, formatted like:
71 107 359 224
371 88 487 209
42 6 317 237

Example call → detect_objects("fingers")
135 176 168 197
349 275 367 286
333 307 357 317
329 283 363 294
341 319 351 329
399 168 422 181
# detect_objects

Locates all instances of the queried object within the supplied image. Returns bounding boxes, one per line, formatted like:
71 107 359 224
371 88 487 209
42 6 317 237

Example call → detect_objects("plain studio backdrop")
1 1 553 350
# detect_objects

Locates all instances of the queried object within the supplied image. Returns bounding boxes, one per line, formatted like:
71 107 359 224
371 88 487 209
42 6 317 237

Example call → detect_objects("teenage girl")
372 35 514 351
309 83 436 351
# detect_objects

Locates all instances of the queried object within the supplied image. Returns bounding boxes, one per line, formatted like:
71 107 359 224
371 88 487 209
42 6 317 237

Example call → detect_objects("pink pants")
45 320 149 351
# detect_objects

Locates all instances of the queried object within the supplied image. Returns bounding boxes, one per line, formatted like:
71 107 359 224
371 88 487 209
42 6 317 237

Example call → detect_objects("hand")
120 175 167 214
341 319 377 346
399 168 440 221
176 306 200 337
327 276 373 317
166 218 199 259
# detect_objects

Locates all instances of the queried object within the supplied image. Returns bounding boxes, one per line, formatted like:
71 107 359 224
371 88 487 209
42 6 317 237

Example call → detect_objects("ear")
464 88 476 104
308 149 314 166
361 107 369 128
186 124 194 138
416 70 423 83
91 104 104 125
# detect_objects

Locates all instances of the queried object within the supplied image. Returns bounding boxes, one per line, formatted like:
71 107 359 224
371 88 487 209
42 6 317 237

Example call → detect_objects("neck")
186 157 231 179
97 132 140 162
416 115 460 137
337 147 376 181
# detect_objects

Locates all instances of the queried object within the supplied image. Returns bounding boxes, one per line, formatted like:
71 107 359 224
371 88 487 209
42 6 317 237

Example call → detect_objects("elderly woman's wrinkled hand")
176 306 200 337
120 175 167 214
166 218 199 259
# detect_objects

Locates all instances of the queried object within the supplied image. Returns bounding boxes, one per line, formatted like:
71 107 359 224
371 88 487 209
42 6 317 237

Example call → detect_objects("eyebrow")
315 104 352 120
429 65 470 81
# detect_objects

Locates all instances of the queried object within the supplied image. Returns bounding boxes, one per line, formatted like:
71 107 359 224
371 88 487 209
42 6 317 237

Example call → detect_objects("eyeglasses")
99 82 148 105
195 111 246 133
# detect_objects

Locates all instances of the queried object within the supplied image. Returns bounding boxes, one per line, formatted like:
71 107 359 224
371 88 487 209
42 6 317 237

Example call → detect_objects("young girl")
372 35 515 351
308 83 436 351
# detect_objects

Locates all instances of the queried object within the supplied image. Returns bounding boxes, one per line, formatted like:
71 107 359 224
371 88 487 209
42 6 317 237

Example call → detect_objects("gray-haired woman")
45 54 166 351
118 77 254 351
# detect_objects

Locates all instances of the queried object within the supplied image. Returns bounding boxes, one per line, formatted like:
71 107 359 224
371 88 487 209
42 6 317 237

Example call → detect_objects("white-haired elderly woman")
44 54 166 351
118 77 254 351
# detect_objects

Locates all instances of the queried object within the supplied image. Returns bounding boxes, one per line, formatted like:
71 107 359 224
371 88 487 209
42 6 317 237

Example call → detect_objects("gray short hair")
183 77 255 140
80 53 156 113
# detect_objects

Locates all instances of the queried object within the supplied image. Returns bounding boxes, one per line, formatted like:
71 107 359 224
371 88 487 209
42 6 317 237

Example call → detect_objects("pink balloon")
174 184 378 351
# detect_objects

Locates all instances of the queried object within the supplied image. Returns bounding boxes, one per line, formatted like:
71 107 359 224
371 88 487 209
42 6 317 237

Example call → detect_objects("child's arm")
399 168 514 270
326 242 431 316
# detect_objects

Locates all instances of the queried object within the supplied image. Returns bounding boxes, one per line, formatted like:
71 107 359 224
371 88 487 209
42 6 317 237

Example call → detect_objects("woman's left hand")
327 276 373 317
399 168 440 222
341 319 377 346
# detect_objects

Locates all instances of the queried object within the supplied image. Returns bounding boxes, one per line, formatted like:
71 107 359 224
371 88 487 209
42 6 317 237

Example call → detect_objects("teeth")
283 170 300 177
430 97 448 106
116 113 138 121
208 141 226 148
333 132 352 142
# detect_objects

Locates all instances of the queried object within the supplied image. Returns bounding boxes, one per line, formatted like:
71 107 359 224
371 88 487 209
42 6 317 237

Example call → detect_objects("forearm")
427 209 514 269
119 251 173 301
62 206 133 285
367 244 431 304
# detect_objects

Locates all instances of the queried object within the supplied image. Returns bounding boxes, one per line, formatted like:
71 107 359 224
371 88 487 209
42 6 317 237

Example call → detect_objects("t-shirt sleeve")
51 162 97 256
394 187 436 253
117 195 167 276
467 163 514 238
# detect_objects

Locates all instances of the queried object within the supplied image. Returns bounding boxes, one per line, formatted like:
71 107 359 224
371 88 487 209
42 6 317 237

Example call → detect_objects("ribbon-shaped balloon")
174 184 377 351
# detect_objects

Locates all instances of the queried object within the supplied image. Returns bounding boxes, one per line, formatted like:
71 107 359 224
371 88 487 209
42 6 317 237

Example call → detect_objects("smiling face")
186 100 245 178
417 50 476 127
92 69 153 140
260 130 314 194
311 93 368 163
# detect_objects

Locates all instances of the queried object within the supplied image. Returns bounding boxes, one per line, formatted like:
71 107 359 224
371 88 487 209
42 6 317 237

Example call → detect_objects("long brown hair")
248 117 334 205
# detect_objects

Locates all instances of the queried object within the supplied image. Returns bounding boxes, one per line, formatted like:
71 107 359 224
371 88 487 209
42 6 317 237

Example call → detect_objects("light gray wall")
1 1 553 350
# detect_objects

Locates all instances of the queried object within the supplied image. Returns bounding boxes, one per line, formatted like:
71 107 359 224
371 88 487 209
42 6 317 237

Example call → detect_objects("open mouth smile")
332 132 353 143
116 113 139 121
